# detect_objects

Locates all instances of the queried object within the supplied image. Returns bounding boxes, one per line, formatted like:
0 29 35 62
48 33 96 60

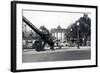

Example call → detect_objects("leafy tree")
65 14 91 46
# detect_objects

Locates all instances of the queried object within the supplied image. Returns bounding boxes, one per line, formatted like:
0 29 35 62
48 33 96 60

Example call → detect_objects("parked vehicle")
60 41 70 47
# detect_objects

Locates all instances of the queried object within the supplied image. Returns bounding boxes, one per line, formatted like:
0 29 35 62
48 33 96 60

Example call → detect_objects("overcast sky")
23 10 91 31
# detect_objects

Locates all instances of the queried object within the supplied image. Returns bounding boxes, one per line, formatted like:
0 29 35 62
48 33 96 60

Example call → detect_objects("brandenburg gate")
50 25 66 41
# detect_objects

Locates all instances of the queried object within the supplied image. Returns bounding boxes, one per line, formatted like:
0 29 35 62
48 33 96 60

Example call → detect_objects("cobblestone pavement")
22 46 91 63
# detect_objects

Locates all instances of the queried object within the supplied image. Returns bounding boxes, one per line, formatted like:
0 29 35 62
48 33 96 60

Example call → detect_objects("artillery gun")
23 16 54 51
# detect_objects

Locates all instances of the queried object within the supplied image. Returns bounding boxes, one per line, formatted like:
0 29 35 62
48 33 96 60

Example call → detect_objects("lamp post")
71 28 72 32
70 28 73 46
77 22 80 49
25 24 28 49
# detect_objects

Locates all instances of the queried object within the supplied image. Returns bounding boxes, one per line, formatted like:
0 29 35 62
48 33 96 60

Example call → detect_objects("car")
60 41 70 47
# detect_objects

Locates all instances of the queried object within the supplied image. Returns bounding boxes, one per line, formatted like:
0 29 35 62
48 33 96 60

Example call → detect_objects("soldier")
33 38 44 52
40 26 54 50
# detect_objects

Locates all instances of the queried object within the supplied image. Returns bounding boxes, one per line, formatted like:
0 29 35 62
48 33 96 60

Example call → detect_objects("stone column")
55 33 56 38
52 33 53 37
62 32 64 40
61 32 62 40
57 32 58 40
54 33 55 37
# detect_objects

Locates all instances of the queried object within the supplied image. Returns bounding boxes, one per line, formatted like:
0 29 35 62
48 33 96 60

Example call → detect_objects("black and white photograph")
22 10 91 63
11 1 97 72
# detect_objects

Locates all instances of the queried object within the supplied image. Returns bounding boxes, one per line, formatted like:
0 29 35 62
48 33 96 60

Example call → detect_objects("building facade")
50 25 66 41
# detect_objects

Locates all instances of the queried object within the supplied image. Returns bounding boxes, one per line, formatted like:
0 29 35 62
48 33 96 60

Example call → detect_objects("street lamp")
77 22 80 49
25 24 28 49
70 28 73 40
24 25 26 37
71 28 72 31
70 28 73 46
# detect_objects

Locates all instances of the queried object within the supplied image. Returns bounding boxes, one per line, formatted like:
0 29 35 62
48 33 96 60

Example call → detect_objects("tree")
78 14 91 46
65 14 91 46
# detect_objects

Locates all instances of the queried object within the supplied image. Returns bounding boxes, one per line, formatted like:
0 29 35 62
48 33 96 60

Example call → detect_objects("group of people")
32 27 55 52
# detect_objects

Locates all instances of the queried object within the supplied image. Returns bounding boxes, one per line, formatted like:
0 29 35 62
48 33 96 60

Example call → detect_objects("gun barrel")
23 16 54 47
